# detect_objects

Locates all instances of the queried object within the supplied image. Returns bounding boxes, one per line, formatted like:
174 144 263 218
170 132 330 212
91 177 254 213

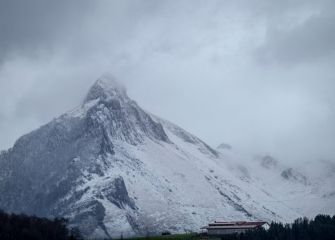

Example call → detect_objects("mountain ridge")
0 76 320 238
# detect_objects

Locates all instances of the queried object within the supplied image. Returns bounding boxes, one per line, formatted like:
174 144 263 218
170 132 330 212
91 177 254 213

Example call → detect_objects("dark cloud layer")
0 0 334 164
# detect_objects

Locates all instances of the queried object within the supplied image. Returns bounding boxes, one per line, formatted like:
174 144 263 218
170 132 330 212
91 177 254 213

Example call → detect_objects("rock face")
281 168 309 185
217 143 232 151
0 76 300 238
260 155 278 169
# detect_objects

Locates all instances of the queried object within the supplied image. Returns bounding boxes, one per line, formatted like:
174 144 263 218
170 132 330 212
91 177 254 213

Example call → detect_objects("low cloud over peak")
1 0 334 164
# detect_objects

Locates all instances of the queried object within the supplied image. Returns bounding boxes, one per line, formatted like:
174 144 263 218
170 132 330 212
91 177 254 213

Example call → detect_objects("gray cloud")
0 0 97 62
0 0 334 165
256 1 335 65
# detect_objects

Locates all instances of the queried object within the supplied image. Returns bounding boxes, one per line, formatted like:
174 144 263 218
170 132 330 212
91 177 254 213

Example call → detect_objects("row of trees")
222 215 335 240
0 210 78 240
1 210 334 240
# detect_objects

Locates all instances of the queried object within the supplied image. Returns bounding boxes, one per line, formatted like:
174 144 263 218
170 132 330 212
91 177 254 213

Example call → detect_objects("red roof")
205 221 268 230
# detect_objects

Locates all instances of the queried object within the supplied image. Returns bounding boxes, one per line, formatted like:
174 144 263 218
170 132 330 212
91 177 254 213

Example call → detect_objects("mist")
1 0 335 165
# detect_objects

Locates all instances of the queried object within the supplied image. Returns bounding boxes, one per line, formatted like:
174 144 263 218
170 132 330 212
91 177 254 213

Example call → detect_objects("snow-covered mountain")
0 76 330 238
215 145 335 220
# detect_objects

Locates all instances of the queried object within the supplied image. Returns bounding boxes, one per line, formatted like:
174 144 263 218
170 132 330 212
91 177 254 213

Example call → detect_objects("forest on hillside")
0 210 79 240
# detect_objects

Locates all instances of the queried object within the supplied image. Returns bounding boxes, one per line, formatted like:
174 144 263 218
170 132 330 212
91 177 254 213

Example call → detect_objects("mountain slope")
216 146 335 220
0 76 299 238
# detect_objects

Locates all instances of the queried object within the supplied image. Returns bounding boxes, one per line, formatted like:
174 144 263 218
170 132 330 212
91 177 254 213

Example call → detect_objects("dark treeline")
1 211 335 240
0 210 78 240
222 215 335 240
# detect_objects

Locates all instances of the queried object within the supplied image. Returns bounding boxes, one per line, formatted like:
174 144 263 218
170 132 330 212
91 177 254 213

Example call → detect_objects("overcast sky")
1 0 334 164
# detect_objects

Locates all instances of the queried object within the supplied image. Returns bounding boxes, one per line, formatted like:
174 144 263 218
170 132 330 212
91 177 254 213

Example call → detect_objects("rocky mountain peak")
84 74 128 103
81 74 170 145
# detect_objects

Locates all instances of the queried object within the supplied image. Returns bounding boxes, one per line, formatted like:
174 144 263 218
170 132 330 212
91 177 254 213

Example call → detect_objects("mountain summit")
84 75 127 103
83 75 169 146
0 76 299 238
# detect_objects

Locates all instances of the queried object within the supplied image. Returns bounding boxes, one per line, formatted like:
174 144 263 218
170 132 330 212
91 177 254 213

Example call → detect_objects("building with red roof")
202 221 270 236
